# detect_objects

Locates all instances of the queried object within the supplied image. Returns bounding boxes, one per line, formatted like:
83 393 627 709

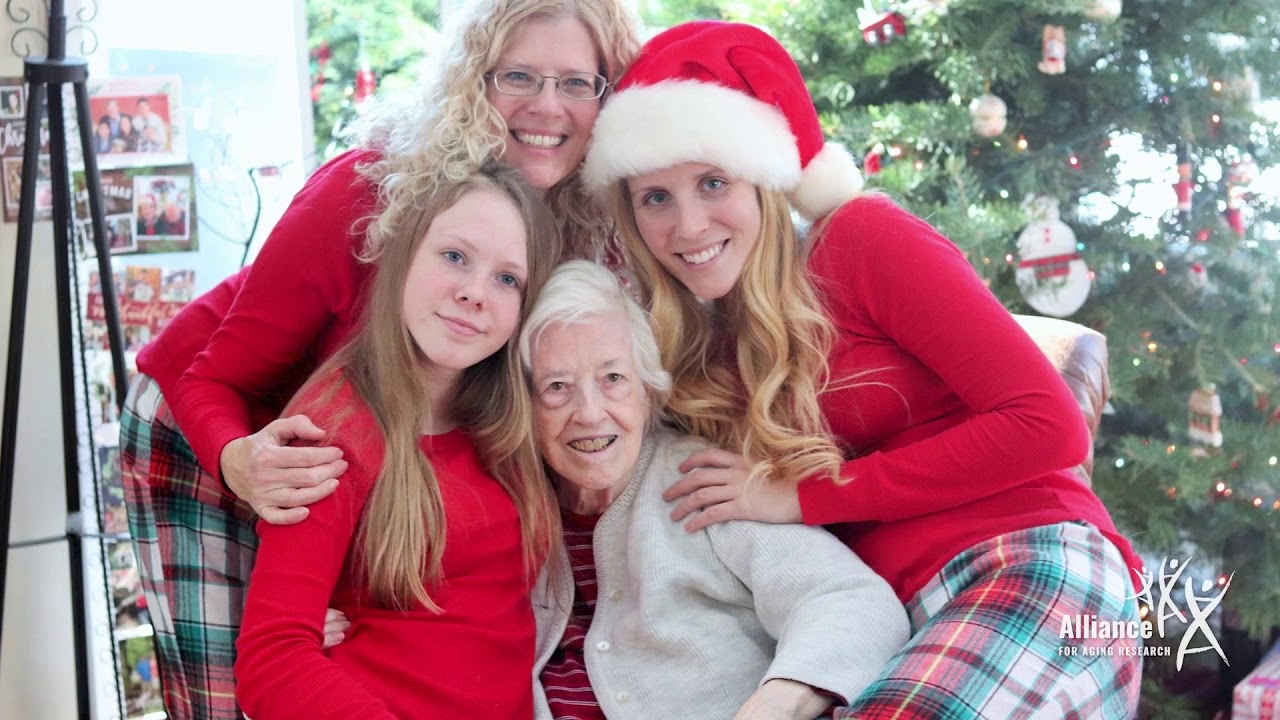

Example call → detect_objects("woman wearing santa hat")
583 20 1142 719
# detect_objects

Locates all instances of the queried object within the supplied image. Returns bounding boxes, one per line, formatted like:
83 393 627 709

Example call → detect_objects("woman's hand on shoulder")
219 414 347 525
732 679 833 720
322 608 351 649
663 448 802 532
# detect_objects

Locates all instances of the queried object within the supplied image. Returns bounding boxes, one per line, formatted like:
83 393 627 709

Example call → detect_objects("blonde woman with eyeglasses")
117 2 639 718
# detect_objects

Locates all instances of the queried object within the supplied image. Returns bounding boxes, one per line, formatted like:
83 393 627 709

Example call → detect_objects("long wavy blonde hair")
287 163 563 611
356 0 640 262
615 185 845 485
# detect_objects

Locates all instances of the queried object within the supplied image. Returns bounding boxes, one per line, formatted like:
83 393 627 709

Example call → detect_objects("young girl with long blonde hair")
234 163 562 719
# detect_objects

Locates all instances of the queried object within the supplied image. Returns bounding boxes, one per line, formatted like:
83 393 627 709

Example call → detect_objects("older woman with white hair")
519 260 909 720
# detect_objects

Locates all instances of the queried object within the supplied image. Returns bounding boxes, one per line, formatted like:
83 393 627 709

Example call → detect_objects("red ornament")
352 34 377 105
1172 143 1192 220
313 40 331 65
863 148 882 175
1224 206 1245 237
861 12 907 46
354 67 377 104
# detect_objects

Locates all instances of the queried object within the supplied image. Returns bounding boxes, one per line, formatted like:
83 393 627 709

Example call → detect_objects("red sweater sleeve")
170 150 378 478
798 198 1091 525
234 389 395 720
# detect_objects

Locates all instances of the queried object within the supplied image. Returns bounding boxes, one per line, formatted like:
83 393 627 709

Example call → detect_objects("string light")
1004 254 1014 264
1167 486 1178 499
1216 481 1227 493
1253 497 1264 507
1147 342 1159 352
1132 358 1141 367
1211 113 1222 124
1212 80 1224 92
1218 574 1229 586
1166 444 1177 454
1069 154 1081 168
1274 500 1280 511
1122 261 1131 272
1115 458 1126 468
1269 456 1277 466
1016 134 1028 151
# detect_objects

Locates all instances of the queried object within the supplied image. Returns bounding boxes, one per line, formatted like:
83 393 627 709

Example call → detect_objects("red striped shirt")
540 510 605 720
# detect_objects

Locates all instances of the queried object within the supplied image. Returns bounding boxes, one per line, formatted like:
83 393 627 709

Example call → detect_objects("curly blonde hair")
355 0 639 262
615 185 846 486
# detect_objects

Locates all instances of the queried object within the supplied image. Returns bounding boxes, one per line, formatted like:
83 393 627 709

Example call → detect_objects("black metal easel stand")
0 2 128 717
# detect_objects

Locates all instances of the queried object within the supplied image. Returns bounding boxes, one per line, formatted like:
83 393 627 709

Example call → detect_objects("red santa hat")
582 21 862 220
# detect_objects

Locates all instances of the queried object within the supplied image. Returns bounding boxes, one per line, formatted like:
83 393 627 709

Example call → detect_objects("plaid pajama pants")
836 522 1142 720
120 374 258 720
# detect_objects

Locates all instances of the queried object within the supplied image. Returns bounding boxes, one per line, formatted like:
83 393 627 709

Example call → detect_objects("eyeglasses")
485 68 608 101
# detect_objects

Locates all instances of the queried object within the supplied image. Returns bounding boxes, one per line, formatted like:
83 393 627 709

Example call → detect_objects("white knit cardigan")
531 427 910 719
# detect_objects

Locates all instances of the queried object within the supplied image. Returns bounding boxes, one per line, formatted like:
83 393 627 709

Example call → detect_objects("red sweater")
135 148 380 481
235 380 537 719
797 196 1141 602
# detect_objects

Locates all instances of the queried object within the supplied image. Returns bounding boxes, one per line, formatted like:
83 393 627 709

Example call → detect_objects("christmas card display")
0 76 53 223
75 163 198 255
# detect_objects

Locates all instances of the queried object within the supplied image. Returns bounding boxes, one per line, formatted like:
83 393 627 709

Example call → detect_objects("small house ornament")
1188 384 1224 448
1038 25 1067 75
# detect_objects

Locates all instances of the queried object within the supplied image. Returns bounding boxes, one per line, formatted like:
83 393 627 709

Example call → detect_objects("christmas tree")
307 0 440 160
305 0 1277 710
641 0 1279 714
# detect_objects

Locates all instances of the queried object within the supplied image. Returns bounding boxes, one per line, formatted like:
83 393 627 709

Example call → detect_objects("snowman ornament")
1016 197 1091 317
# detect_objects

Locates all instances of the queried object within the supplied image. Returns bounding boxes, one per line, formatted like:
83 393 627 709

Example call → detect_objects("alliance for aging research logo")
1058 556 1232 670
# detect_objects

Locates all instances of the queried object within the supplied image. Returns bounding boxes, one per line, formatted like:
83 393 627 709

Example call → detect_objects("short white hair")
519 260 671 409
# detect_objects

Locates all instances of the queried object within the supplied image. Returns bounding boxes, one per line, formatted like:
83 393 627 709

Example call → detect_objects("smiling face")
138 196 157 222
627 162 762 301
402 184 529 386
487 15 602 192
531 313 650 514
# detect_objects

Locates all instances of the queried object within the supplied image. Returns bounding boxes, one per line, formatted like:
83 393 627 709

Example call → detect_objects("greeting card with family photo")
85 266 195 356
75 163 198 255
85 75 185 167
117 635 163 718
